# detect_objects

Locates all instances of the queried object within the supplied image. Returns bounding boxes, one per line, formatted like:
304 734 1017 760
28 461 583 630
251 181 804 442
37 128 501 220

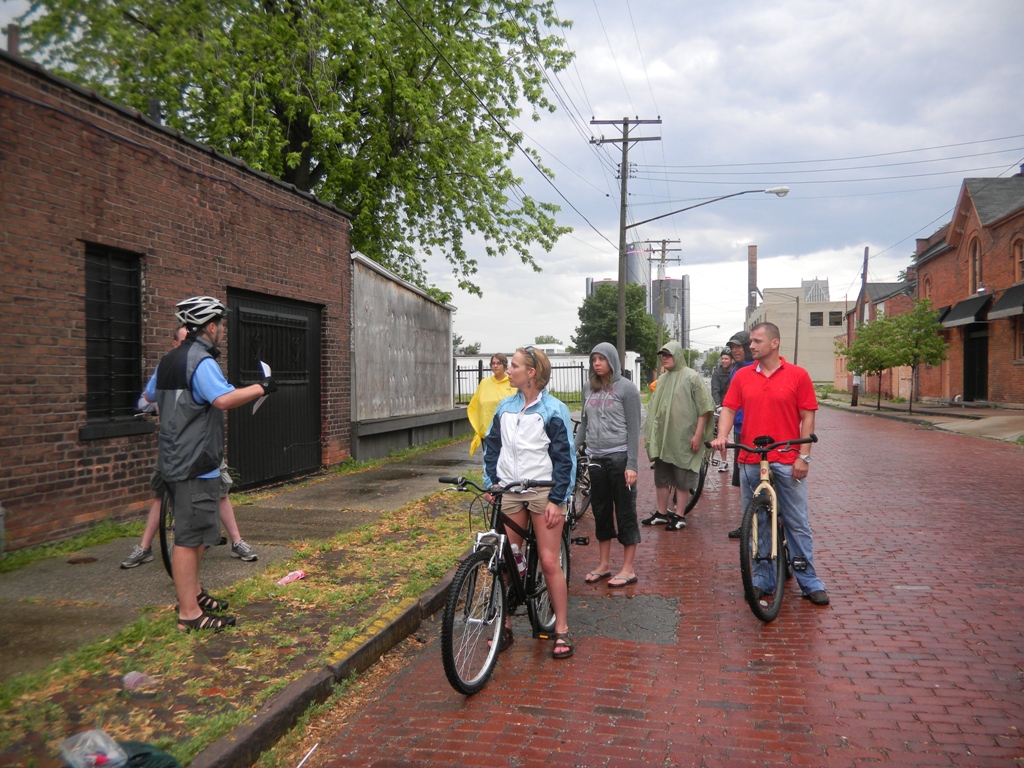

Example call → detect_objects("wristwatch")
798 454 811 463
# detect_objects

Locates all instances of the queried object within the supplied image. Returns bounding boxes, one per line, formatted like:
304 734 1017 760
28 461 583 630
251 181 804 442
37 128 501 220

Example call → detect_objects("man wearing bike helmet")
141 296 278 631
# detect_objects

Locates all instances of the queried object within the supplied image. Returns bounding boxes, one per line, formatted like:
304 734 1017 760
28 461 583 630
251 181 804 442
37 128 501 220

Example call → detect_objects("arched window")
1014 239 1024 283
922 275 933 301
968 238 982 293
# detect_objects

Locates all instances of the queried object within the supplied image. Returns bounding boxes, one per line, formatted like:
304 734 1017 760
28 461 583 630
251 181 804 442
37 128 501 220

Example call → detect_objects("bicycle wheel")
682 450 711 516
441 549 506 695
525 527 571 635
569 464 591 523
739 494 785 622
158 491 174 579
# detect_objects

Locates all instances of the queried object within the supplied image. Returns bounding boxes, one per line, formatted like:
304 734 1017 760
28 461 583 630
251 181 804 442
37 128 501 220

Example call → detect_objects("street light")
613 187 789 365
624 187 790 232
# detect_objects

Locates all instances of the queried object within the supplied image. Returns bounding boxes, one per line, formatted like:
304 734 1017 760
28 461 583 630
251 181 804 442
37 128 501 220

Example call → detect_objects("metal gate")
227 292 322 488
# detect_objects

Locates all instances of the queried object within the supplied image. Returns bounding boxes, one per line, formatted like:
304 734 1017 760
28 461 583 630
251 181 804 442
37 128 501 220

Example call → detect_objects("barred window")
81 243 152 440
809 311 824 327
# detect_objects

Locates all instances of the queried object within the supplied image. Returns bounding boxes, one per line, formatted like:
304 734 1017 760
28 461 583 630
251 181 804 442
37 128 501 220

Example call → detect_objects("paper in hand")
252 360 271 414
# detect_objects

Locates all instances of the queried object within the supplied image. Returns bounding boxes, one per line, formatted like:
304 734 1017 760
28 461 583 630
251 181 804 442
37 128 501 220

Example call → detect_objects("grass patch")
0 488 475 765
0 519 145 573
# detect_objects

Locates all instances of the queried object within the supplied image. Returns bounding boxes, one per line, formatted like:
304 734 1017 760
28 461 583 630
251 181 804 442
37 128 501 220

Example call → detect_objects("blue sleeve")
144 369 158 401
191 358 234 405
481 411 503 489
544 408 576 505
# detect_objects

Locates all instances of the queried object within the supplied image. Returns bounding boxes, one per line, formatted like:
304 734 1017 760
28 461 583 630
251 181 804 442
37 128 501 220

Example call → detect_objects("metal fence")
454 361 586 407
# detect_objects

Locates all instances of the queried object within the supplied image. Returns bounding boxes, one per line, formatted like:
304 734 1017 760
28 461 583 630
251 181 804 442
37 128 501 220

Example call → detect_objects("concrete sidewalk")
820 395 1024 441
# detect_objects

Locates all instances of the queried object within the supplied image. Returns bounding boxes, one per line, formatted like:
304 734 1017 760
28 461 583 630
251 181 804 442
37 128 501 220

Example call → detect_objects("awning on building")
987 283 1024 320
933 305 950 323
941 294 991 328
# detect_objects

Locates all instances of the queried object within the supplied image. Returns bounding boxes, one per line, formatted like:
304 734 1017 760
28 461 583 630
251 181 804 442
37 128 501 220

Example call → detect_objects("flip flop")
608 575 638 588
584 570 612 584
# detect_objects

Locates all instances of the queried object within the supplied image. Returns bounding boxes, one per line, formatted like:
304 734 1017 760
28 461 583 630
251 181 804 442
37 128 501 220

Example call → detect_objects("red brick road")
319 408 1024 766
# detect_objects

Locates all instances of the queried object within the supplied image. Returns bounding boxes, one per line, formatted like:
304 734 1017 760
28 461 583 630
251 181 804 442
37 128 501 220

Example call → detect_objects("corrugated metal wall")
352 255 453 421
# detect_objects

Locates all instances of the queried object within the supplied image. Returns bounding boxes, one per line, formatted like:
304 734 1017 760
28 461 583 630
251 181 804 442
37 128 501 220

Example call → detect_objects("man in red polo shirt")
711 321 829 606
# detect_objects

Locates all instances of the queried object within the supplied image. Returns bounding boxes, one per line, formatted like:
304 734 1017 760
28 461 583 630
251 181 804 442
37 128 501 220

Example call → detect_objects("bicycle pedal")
571 536 590 546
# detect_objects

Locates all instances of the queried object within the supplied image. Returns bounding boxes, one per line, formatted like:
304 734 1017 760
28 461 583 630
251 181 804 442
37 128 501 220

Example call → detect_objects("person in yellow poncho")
467 353 515 456
642 340 715 531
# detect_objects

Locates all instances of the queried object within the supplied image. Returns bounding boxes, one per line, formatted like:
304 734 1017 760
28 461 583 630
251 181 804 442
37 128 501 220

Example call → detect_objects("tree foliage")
534 335 562 345
571 283 660 371
836 300 947 412
888 300 948 414
20 0 574 294
836 315 898 410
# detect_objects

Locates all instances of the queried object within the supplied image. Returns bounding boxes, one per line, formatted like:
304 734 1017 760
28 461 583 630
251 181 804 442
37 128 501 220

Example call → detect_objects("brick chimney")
747 245 757 317
7 24 19 56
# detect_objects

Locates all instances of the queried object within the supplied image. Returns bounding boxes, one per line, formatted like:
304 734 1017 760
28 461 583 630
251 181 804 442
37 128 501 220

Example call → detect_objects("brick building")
0 50 353 550
833 282 916 398
915 176 1024 404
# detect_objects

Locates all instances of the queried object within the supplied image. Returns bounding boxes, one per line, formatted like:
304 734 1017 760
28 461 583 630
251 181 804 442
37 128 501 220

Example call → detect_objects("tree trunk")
876 372 882 410
909 363 916 415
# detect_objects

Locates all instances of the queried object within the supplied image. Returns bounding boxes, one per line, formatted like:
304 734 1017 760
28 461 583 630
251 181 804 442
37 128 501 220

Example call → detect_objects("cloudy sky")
5 0 1024 352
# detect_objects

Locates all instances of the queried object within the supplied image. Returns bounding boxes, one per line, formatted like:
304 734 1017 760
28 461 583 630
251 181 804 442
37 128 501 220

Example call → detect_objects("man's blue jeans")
739 462 825 594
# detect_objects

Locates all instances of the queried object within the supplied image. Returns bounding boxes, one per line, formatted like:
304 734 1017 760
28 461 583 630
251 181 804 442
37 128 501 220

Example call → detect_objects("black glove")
259 376 278 395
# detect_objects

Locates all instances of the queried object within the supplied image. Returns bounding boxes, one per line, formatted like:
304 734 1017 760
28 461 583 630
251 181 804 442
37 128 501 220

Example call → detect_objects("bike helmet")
174 296 227 329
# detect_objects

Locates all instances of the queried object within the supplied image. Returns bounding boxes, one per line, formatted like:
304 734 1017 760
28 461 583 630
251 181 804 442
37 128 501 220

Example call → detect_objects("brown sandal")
177 611 236 633
552 631 574 659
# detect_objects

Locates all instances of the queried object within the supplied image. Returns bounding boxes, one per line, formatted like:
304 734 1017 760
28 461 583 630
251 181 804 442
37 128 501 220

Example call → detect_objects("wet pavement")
301 407 1024 767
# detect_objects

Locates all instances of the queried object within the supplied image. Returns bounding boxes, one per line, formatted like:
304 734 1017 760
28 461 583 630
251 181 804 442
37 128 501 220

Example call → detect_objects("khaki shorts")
500 488 562 517
653 459 698 492
151 460 231 499
169 478 221 548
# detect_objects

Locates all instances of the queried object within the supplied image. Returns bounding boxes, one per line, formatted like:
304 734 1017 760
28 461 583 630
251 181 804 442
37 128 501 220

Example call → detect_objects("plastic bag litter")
59 729 127 768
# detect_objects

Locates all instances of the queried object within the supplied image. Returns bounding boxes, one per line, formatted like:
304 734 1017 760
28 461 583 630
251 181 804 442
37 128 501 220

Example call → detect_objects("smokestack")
7 24 19 56
747 245 758 317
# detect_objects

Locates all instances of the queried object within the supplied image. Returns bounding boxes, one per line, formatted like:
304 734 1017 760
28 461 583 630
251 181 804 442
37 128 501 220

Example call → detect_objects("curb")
190 564 460 768
820 401 939 428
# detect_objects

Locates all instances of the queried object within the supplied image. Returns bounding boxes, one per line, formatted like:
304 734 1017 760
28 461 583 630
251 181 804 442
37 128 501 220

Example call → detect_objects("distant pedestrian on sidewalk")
712 322 829 606
141 297 277 631
576 343 642 589
643 341 715 531
466 353 514 457
724 332 753 515
123 327 258 568
710 349 734 475
482 346 576 659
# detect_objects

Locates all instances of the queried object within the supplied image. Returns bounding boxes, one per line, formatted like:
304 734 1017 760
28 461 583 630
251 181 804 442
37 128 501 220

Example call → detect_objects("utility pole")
638 239 681 368
591 117 661 366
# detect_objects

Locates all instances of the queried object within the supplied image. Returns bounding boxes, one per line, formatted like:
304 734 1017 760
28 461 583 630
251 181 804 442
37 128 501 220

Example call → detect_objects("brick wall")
916 190 1024 404
0 53 352 549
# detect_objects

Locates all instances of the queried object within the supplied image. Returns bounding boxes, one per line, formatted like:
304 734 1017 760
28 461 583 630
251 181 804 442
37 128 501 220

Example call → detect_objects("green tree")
678 348 701 368
20 0 573 295
836 315 899 410
534 335 563 345
571 283 659 371
889 299 948 414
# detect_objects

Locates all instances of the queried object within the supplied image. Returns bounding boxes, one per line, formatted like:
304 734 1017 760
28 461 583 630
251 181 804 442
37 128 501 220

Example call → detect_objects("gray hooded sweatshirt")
575 342 642 471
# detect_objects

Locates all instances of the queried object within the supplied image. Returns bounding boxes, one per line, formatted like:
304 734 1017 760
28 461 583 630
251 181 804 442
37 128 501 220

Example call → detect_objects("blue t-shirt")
145 359 234 479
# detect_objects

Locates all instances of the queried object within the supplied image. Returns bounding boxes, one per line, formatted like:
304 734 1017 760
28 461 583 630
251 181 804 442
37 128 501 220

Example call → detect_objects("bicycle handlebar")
704 433 817 455
438 477 555 494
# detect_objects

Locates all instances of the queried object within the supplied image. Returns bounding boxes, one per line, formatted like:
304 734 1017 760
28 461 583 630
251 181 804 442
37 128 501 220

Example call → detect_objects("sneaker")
230 540 258 562
804 590 830 606
727 527 741 539
717 461 730 473
121 544 153 569
641 512 671 526
665 514 686 530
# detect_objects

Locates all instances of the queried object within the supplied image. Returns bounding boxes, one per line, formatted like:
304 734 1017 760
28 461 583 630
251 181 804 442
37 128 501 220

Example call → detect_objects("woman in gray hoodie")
575 342 643 587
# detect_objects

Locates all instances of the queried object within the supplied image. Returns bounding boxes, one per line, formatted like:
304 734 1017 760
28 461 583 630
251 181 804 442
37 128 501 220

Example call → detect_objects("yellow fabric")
467 375 515 456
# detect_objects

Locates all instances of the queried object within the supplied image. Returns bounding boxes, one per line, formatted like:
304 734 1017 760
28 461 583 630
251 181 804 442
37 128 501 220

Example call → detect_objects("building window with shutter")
81 243 152 440
809 311 823 327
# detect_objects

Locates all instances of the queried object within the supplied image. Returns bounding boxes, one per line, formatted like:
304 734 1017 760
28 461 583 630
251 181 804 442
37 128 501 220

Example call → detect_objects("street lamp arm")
625 187 789 231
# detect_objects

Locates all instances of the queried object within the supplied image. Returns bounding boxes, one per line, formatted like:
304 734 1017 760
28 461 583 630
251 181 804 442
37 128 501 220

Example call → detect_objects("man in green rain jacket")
643 340 715 531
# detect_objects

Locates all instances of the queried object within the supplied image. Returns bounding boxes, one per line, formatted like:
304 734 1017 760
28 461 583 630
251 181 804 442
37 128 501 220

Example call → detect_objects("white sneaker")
717 461 730 473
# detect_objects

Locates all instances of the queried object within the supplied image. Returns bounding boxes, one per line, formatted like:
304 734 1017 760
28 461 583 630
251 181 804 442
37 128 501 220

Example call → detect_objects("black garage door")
227 291 322 488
